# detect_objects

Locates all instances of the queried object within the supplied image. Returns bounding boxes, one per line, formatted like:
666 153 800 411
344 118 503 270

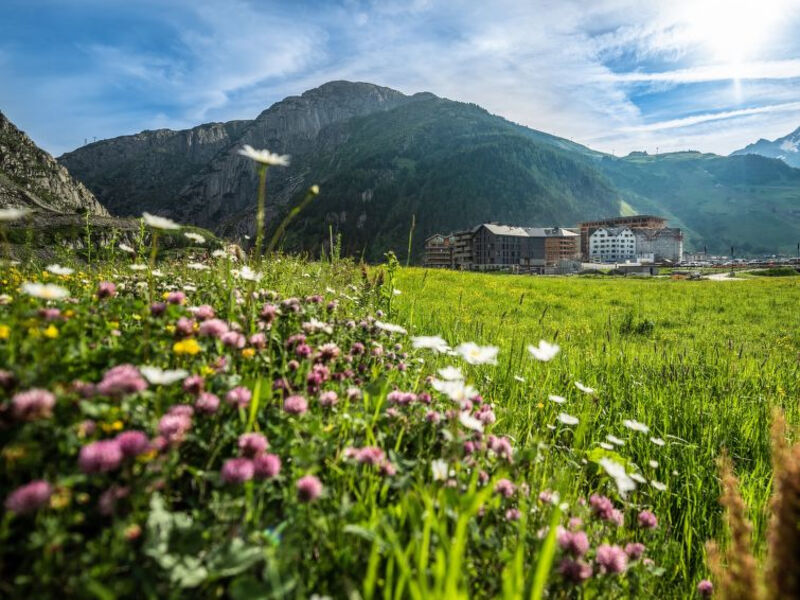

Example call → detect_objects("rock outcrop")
0 111 108 215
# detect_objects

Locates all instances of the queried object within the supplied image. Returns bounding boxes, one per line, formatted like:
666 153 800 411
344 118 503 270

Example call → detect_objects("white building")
589 227 636 262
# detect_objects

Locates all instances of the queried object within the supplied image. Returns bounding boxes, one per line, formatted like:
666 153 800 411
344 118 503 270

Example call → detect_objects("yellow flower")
138 449 158 462
536 402 544 409
27 327 39 338
162 291 170 300
165 324 176 334
201 365 215 376
108 321 119 329
50 487 71 510
0 324 9 340
241 348 255 359
3 445 26 464
64 309 75 318
133 314 142 321
173 338 201 355
44 324 59 339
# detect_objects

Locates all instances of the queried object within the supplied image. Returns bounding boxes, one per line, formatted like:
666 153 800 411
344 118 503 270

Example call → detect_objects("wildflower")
454 342 499 365
173 338 201 355
184 232 205 244
558 529 590 557
116 431 150 458
238 266 263 282
97 364 148 397
651 480 667 491
238 433 269 458
505 508 522 521
198 318 229 338
558 413 579 426
78 439 123 473
411 335 450 353
139 366 189 385
596 544 628 574
459 411 484 432
142 212 180 230
574 381 595 394
118 243 135 253
238 145 290 166
437 366 463 381
221 458 254 484
319 390 338 407
284 395 308 415
158 413 192 443
375 321 408 335
253 453 281 479
12 388 55 420
0 207 32 221
226 386 251 409
22 282 69 300
46 264 74 276
625 542 646 560
494 478 516 498
649 460 659 468
431 378 477 403
296 475 323 502
548 394 566 404
249 332 267 349
5 480 52 515
195 392 220 414
182 374 204 395
317 342 340 361
98 485 129 516
165 291 186 305
650 437 666 446
697 580 714 597
622 419 650 433
431 459 449 481
0 324 9 340
589 494 622 524
129 264 148 271
599 458 637 497
638 510 658 529
606 435 625 446
487 435 514 461
222 331 246 349
558 558 593 584
527 339 560 361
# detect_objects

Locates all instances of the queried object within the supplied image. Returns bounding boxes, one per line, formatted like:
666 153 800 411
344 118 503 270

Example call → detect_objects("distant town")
424 215 683 274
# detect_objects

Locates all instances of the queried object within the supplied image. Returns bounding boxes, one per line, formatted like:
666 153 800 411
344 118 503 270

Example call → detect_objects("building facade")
423 233 455 268
589 227 637 262
633 228 683 263
579 215 667 259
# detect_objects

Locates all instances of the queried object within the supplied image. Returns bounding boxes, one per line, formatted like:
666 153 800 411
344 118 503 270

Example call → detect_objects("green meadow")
393 268 800 596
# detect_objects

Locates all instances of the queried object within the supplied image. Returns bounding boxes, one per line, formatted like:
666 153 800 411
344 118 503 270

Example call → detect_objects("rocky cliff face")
60 81 411 229
0 111 108 215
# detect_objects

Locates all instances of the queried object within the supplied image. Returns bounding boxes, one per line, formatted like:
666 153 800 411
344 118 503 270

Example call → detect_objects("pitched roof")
481 224 530 237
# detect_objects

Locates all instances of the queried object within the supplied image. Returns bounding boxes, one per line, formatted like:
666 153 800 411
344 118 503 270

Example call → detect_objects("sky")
1 0 800 157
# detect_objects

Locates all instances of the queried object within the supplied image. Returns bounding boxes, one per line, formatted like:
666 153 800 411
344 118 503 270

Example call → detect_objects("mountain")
731 127 800 168
0 110 108 216
58 81 800 259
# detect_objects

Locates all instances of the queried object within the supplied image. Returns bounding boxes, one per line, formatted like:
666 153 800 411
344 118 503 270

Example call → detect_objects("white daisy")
651 480 667 491
574 381 595 394
46 264 74 276
437 366 464 381
118 243 135 254
431 378 477 403
392 288 402 296
513 375 526 383
375 321 407 335
650 437 666 446
139 366 189 385
599 458 636 497
629 472 648 484
606 435 625 446
649 460 659 468
622 419 650 433
142 212 181 230
184 232 206 244
411 335 450 353
129 264 148 271
454 342 499 365
21 282 69 300
548 394 566 404
527 339 560 362
238 145 290 166
557 413 579 426
187 262 210 271
599 442 614 450
459 411 484 432
431 459 448 482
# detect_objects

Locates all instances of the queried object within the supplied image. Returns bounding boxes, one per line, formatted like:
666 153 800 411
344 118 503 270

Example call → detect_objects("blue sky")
2 0 800 157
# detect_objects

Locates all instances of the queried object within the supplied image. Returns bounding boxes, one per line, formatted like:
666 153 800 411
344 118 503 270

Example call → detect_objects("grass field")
392 268 800 596
2 250 799 598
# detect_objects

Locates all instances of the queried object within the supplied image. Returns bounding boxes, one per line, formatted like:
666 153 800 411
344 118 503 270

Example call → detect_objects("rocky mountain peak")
0 111 108 215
